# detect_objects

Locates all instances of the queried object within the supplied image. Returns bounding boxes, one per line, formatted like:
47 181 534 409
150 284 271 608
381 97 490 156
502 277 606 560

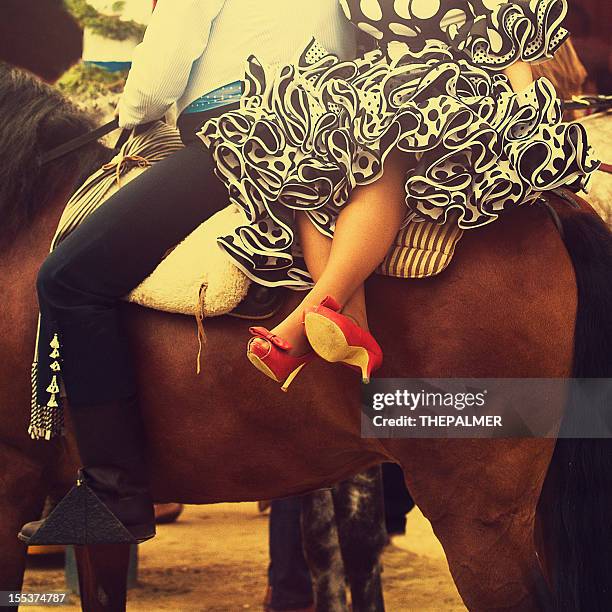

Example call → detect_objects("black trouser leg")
21 111 235 543
36 125 229 405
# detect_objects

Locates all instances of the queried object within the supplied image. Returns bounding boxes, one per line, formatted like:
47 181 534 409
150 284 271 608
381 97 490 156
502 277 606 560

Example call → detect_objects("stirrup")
18 476 155 546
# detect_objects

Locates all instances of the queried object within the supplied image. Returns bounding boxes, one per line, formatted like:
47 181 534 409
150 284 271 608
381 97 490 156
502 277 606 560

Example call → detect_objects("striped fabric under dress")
378 217 464 279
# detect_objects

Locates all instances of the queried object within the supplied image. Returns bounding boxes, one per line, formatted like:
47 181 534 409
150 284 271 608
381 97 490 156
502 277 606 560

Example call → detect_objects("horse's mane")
0 63 109 249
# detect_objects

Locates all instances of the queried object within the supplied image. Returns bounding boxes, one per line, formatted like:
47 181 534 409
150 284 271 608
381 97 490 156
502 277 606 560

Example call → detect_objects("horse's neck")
0 183 75 480
0 187 68 306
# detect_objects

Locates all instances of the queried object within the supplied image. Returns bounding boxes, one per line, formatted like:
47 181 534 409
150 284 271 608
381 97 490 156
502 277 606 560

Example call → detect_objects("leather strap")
562 95 612 112
40 118 120 166
598 162 612 175
40 119 158 167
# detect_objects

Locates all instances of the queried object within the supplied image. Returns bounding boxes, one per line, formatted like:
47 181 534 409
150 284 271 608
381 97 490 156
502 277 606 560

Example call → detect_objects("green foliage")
57 63 128 100
64 0 145 41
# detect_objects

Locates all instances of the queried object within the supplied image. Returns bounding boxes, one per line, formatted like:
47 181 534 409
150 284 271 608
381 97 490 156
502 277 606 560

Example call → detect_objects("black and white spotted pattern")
339 0 570 67
198 0 599 289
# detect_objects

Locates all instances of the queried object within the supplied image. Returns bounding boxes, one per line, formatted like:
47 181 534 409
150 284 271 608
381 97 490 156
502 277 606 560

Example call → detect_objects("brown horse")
1 0 82 82
1 65 612 611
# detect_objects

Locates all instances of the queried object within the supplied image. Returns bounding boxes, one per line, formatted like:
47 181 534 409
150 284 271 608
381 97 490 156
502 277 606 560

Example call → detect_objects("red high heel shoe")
247 326 315 392
303 296 382 383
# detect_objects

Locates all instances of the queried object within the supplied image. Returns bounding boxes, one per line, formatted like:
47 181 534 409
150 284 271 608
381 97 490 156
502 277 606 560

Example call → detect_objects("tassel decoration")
46 376 60 395
28 330 65 440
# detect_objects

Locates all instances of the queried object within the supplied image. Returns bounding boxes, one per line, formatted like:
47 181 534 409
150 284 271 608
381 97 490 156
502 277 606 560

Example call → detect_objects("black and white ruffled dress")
198 0 599 289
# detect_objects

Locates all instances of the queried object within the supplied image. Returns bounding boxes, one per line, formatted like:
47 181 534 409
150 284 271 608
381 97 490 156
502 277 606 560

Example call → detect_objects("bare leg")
258 215 334 354
293 215 369 330
264 208 369 354
263 150 408 355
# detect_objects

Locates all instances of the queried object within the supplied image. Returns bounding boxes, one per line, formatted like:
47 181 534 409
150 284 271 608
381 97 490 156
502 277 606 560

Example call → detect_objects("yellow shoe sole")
304 312 372 383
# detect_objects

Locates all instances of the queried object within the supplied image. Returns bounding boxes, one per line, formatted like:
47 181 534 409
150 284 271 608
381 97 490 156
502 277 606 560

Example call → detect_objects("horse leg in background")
0 441 56 600
298 467 388 612
332 466 386 612
381 462 414 537
74 545 130 612
301 490 348 612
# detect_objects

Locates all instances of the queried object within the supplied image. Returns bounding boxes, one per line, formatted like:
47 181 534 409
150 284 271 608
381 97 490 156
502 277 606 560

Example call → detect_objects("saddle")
53 121 464 325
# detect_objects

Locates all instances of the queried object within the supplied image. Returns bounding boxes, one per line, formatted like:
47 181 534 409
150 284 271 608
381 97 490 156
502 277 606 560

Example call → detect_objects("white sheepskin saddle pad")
52 121 251 319
124 190 251 318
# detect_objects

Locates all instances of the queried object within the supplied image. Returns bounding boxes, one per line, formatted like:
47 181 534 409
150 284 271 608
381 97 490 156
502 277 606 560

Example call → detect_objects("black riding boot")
18 395 156 545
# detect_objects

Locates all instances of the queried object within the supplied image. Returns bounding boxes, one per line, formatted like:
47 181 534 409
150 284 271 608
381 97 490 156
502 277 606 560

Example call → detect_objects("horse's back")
371 200 576 380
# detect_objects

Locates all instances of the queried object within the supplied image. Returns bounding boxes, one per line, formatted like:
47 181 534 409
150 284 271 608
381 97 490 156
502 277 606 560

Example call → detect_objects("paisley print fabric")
198 0 599 289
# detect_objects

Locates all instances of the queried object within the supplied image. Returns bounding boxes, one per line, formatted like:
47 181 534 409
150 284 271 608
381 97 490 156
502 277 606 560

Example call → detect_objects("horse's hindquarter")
374 202 576 609
376 201 574 520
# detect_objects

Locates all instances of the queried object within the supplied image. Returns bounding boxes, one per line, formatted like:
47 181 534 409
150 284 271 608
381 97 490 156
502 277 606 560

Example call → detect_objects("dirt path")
22 503 465 611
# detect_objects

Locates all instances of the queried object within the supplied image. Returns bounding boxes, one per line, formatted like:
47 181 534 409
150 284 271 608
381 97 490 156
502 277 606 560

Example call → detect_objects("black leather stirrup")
18 395 156 545
18 472 152 545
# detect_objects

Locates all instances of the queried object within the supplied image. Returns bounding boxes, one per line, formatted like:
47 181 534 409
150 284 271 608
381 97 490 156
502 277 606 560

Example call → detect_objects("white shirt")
117 0 357 129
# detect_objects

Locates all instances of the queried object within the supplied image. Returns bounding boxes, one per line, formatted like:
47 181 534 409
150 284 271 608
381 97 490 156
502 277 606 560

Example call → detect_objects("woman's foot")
247 327 315 392
266 315 312 357
303 296 382 383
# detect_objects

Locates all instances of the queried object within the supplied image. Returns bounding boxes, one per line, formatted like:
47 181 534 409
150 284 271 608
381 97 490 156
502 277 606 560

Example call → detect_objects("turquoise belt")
182 80 243 114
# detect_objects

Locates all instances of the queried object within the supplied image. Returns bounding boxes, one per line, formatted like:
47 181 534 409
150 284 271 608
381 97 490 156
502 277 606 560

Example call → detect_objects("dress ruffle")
458 0 569 67
199 37 598 288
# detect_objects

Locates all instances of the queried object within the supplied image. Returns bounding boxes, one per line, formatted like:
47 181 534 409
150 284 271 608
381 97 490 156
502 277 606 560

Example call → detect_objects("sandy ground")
21 503 465 612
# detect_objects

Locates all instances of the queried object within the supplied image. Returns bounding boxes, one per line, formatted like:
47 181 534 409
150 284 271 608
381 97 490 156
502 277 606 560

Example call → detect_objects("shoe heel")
343 347 374 384
304 312 376 383
280 362 308 392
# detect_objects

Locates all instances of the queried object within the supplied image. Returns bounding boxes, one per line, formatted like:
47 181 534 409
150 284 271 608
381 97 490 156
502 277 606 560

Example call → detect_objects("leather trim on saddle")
541 187 602 241
228 285 285 320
